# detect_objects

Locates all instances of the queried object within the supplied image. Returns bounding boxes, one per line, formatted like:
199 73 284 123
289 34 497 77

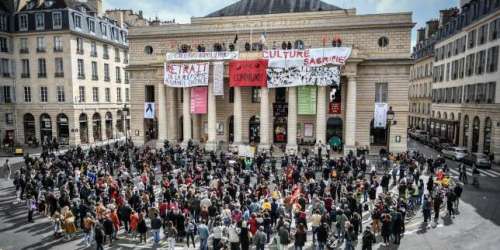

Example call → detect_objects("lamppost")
122 104 130 142
386 106 397 151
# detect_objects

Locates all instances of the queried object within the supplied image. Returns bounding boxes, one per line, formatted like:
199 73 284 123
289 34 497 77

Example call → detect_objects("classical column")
259 87 271 152
101 118 107 141
182 88 192 144
206 81 217 151
157 83 168 146
344 77 357 155
478 116 485 153
233 87 243 145
316 86 327 145
286 87 298 154
192 115 201 142
166 87 178 142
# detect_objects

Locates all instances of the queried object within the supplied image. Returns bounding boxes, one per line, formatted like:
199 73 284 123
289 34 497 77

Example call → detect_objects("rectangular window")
38 58 46 78
91 61 98 80
73 14 82 29
445 63 450 81
124 71 129 84
114 47 120 62
40 86 48 102
468 29 476 49
487 46 499 73
103 45 109 59
24 86 31 102
116 87 122 102
124 50 129 63
1 58 9 77
459 58 465 78
100 23 107 37
21 59 30 78
105 88 110 102
476 50 486 75
487 82 496 103
92 87 99 102
115 67 121 83
251 87 260 103
90 41 97 57
476 83 486 103
104 63 110 81
53 36 63 52
52 12 62 29
76 37 84 54
79 86 85 102
2 86 12 103
375 82 388 103
57 86 65 102
55 57 64 77
36 37 46 52
77 59 85 79
19 38 28 53
88 18 95 33
145 86 155 102
466 53 475 76
125 88 129 102
19 14 28 31
35 13 44 30
0 15 7 31
440 65 445 81
0 37 8 52
478 24 488 45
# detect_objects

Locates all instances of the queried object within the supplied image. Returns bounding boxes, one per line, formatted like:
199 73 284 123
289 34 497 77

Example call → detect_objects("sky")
104 0 459 47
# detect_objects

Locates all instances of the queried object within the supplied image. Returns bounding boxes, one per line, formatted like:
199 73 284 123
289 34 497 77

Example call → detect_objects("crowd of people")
7 140 465 250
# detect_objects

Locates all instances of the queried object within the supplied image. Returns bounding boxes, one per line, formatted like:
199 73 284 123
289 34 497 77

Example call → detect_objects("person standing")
103 214 114 245
137 213 148 244
83 213 95 247
277 223 290 250
381 212 392 246
316 222 329 250
165 220 178 250
95 223 105 250
361 226 376 250
151 213 162 245
186 219 197 249
3 159 10 180
253 226 267 250
458 163 468 184
294 223 307 250
27 195 36 223
198 221 209 250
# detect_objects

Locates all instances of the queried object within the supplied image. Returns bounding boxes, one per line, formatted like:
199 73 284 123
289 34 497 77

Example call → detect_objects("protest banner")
374 103 389 128
298 86 317 115
166 51 239 61
229 60 268 87
213 62 224 96
164 62 209 88
190 87 208 114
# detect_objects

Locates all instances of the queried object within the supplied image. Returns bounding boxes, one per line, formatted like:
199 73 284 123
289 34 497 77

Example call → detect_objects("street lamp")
386 106 397 151
122 104 130 142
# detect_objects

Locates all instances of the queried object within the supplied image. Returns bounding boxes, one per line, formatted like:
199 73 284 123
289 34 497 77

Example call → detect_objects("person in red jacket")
129 211 139 240
248 213 258 235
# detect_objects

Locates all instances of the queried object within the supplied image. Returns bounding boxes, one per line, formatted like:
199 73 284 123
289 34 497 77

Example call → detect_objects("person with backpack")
361 226 376 250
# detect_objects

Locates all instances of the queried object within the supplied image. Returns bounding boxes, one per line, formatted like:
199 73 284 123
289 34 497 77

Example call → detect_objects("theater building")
127 0 413 154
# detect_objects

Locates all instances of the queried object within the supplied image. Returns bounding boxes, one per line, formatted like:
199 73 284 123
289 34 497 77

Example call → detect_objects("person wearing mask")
294 223 307 250
151 213 162 245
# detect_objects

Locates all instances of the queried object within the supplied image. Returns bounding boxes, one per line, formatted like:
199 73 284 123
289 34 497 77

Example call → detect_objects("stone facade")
128 6 413 154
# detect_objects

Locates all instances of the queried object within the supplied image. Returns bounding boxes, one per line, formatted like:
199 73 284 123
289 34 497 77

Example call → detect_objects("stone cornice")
129 11 414 39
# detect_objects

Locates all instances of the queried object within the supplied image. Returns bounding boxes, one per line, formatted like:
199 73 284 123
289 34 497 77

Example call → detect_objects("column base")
205 141 217 152
343 145 357 157
286 144 298 155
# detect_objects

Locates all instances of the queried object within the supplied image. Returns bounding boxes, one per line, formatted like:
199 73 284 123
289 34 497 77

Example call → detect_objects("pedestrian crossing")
447 167 500 178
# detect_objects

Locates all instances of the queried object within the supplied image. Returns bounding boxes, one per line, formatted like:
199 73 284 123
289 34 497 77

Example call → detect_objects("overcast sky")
104 0 459 46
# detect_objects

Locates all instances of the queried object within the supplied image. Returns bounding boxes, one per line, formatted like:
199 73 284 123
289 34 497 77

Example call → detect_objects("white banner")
374 103 389 129
238 145 255 158
166 51 239 61
164 63 209 88
144 102 155 119
264 47 349 88
213 61 224 96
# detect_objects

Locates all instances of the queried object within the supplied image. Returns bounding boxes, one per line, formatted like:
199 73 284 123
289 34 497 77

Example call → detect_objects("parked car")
436 142 452 152
415 131 429 142
462 153 492 169
441 147 468 161
429 137 442 149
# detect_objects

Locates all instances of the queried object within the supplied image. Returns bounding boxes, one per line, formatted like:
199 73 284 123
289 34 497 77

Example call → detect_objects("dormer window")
27 1 35 10
45 1 54 7
52 12 62 29
19 14 28 31
73 14 82 29
100 23 108 37
35 13 45 30
88 18 95 33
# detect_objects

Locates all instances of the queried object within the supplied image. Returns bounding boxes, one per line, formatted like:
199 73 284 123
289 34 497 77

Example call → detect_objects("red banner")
329 102 341 114
191 87 208 114
229 60 268 87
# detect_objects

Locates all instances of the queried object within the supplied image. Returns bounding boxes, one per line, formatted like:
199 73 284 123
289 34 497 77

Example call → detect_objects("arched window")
472 116 480 152
294 40 304 49
484 117 492 154
56 113 69 145
23 113 36 144
79 113 89 144
378 36 389 47
463 115 469 147
144 45 153 54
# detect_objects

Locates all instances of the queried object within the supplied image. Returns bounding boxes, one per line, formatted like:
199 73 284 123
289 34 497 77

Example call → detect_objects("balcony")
116 78 121 83
36 48 46 53
78 74 85 80
104 76 110 82
19 48 29 54
92 75 98 81
38 73 47 78
115 57 120 63
54 47 63 52
77 49 84 55
103 54 109 59
91 52 98 57
55 72 64 78
21 73 30 78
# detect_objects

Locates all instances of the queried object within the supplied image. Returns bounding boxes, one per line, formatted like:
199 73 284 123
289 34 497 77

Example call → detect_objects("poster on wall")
164 63 209 88
374 103 389 129
229 60 268 87
304 123 314 137
190 87 208 114
298 86 317 115
238 145 256 158
144 102 155 119
167 51 239 61
213 61 224 96
329 102 341 114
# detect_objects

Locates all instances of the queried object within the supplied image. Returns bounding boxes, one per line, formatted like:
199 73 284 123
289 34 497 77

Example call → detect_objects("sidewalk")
0 137 126 165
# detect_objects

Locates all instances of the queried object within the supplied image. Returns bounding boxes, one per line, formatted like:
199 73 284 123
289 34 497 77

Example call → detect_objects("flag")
233 34 238 44
260 32 267 44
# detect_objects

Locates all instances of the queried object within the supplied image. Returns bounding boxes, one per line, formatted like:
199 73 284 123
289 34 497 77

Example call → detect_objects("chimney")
15 0 29 11
425 20 439 39
439 8 458 27
119 11 124 28
88 0 103 15
417 28 426 43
